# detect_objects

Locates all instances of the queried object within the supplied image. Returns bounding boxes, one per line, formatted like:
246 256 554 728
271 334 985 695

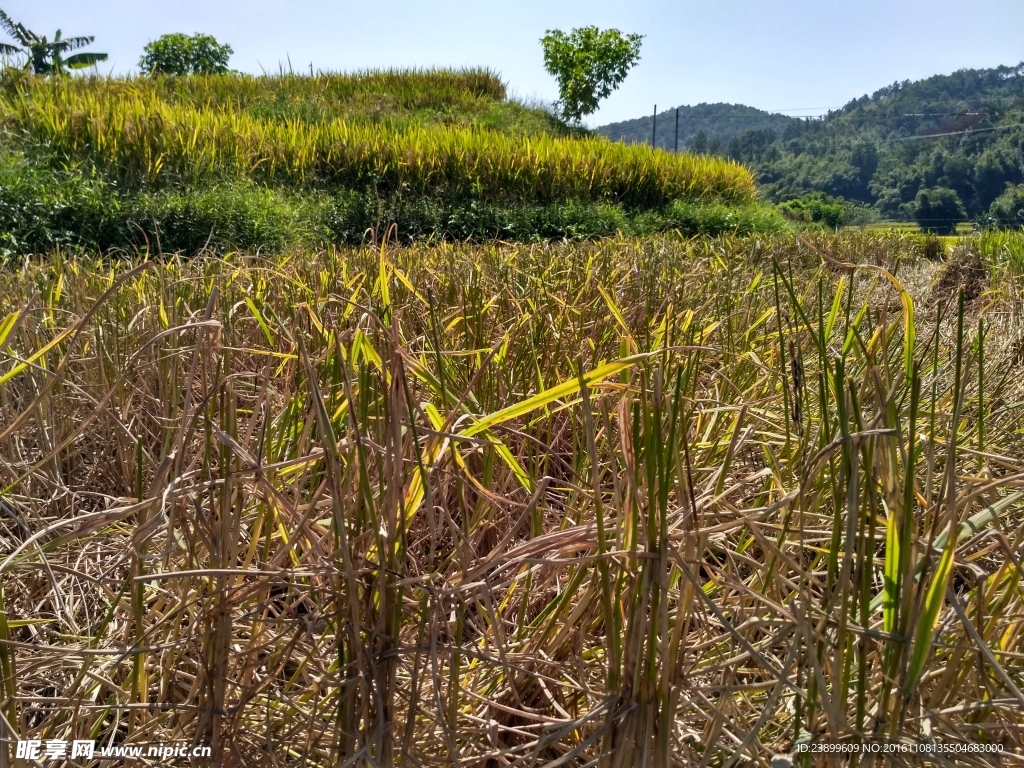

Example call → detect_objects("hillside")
599 62 1024 230
597 102 798 153
0 69 774 255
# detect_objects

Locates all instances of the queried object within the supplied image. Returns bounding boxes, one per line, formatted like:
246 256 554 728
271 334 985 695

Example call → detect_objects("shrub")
135 184 326 253
779 196 846 229
660 201 789 237
323 195 628 244
988 183 1024 229
913 186 966 235
0 151 784 255
0 154 127 256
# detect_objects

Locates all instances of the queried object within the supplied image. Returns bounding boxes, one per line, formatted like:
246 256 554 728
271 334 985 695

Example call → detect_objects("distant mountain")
598 63 1024 227
597 103 799 152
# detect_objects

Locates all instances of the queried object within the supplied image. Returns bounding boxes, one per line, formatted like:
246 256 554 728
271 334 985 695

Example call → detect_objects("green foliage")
913 186 966 235
779 195 846 229
0 159 785 255
636 200 789 237
0 153 126 254
474 98 573 137
541 27 642 123
0 153 321 255
326 195 630 243
690 130 709 154
978 227 1024 278
138 33 233 76
603 61 1024 228
137 184 324 252
988 183 1024 228
0 8 106 75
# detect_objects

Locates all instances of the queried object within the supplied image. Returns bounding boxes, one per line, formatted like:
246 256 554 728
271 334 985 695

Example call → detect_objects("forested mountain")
598 63 1024 230
598 103 798 154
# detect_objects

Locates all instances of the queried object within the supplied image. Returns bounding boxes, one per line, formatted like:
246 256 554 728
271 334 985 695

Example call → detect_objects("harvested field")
1 232 1023 765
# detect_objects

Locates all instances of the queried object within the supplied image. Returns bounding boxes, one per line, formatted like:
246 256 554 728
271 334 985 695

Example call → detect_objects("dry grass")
1 232 1023 766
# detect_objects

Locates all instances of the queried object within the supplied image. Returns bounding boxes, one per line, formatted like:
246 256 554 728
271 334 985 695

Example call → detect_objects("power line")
885 121 1024 143
605 115 1024 154
606 111 1007 130
607 122 1024 158
766 106 843 112
603 95 1024 130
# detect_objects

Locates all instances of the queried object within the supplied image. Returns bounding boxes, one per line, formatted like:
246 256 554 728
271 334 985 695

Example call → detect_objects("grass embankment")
0 70 775 254
1 232 1022 764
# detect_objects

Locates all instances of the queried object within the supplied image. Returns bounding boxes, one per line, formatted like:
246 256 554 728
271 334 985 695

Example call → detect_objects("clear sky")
7 1 1024 125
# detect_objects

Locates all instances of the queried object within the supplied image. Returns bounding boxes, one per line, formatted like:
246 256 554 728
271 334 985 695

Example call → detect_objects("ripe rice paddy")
0 72 755 207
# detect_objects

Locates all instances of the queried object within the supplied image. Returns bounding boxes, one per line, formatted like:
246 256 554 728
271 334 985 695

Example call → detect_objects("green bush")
0 155 128 256
913 186 966 235
0 152 788 256
659 201 789 237
135 185 327 253
988 184 1024 229
323 195 629 244
779 196 845 229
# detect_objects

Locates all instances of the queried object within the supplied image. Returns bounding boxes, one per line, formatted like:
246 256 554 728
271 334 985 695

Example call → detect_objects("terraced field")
0 70 776 255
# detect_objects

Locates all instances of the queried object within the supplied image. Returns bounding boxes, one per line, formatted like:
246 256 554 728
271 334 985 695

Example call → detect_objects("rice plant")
0 75 757 207
0 231 1021 766
1 67 509 118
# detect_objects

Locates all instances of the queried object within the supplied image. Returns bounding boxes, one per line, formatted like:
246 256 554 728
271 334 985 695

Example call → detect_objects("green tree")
913 186 966 235
541 26 642 123
849 142 879 201
989 183 1024 228
139 33 233 75
690 130 709 154
975 148 1022 210
0 8 106 75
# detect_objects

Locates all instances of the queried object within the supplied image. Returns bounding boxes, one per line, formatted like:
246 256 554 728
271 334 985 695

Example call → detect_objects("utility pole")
674 107 679 153
652 105 657 148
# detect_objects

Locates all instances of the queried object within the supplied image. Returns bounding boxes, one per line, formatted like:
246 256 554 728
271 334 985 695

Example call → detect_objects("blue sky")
7 1 1024 125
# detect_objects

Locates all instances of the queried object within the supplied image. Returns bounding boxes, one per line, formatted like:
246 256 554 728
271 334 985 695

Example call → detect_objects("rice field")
0 73 756 207
0 69 512 131
6 68 511 121
1 231 1023 766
